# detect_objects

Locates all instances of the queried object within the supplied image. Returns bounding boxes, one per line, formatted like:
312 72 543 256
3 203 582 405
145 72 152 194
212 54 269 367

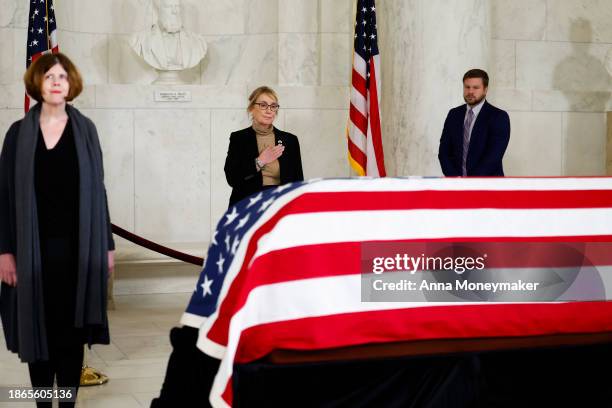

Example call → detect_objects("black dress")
34 119 83 349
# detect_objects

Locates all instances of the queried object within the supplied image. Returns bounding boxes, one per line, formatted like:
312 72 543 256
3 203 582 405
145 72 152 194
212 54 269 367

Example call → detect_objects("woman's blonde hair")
247 86 278 112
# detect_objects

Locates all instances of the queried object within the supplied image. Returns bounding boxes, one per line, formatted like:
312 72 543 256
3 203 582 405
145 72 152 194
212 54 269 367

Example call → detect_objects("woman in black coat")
151 87 304 406
224 86 303 207
0 53 114 406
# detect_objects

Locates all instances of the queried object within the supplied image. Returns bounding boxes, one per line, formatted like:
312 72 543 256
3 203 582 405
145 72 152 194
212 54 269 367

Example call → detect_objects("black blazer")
438 100 510 176
224 126 303 207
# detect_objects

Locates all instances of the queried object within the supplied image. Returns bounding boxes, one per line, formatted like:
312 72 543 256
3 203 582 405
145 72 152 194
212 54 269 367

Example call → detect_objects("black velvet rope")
111 224 204 266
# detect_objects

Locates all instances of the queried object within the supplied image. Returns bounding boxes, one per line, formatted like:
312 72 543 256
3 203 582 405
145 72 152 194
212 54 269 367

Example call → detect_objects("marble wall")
378 0 490 177
1 0 611 258
488 0 612 176
378 0 611 178
0 0 352 256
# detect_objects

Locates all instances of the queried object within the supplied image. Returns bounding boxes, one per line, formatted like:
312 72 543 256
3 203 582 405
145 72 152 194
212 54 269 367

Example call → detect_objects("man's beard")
464 94 485 106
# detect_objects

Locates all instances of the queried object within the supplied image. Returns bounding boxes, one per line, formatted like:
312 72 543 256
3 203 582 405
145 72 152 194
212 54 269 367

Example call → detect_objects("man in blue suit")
438 69 510 176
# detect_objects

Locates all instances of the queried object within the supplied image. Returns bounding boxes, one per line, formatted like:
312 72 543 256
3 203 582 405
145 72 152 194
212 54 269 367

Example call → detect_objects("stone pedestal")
153 70 183 85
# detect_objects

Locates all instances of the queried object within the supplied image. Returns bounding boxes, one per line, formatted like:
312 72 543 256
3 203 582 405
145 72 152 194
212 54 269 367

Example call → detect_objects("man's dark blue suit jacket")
438 100 510 176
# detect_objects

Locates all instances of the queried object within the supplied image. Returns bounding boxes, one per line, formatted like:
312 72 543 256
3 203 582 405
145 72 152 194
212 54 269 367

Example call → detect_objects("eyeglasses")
254 102 280 112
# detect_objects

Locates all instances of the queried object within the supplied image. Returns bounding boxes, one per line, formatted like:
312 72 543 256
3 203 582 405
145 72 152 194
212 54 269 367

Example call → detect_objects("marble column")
378 0 490 176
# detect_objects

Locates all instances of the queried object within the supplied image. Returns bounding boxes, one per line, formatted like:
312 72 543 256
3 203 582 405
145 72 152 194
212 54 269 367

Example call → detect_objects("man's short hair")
23 52 83 103
463 69 489 88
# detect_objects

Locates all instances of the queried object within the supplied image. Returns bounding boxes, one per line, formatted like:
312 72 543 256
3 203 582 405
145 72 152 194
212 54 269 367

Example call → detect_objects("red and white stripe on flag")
25 0 59 112
194 177 612 408
347 0 386 177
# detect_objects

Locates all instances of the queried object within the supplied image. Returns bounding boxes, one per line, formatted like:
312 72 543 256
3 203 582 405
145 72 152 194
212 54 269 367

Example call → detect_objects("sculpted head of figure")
156 0 182 34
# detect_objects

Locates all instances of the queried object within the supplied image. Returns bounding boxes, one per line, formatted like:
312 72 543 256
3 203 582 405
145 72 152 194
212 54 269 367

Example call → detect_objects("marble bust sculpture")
130 0 207 83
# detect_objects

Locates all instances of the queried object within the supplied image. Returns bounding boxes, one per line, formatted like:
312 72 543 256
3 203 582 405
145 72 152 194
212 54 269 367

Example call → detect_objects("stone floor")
0 292 192 407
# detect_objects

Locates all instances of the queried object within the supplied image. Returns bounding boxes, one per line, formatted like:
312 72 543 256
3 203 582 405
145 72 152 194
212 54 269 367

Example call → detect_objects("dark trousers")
28 236 83 407
27 343 84 408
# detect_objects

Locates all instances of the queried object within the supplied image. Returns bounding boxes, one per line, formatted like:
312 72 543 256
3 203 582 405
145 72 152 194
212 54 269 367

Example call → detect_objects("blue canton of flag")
354 0 379 88
182 182 305 328
25 0 59 111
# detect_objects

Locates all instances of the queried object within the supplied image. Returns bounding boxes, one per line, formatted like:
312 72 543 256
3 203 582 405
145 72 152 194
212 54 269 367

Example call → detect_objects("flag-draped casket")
181 177 612 408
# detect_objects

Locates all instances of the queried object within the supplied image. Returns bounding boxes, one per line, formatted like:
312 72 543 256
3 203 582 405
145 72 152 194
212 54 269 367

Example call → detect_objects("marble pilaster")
379 0 490 176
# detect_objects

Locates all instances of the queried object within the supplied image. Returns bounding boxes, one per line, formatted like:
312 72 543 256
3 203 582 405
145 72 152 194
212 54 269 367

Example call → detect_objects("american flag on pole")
182 177 612 408
25 0 59 112
347 0 385 177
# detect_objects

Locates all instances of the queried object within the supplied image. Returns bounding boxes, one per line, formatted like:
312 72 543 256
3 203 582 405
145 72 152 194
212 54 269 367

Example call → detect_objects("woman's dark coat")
224 126 304 207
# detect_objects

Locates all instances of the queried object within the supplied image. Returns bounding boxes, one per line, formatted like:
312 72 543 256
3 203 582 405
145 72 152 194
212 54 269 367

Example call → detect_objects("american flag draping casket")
180 177 612 408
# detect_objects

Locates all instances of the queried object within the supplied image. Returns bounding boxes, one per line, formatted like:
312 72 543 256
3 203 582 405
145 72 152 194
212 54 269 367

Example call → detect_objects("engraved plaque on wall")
154 91 192 102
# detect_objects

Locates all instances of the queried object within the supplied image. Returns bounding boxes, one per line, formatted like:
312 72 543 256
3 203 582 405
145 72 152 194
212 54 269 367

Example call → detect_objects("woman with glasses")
151 86 304 406
224 86 304 207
